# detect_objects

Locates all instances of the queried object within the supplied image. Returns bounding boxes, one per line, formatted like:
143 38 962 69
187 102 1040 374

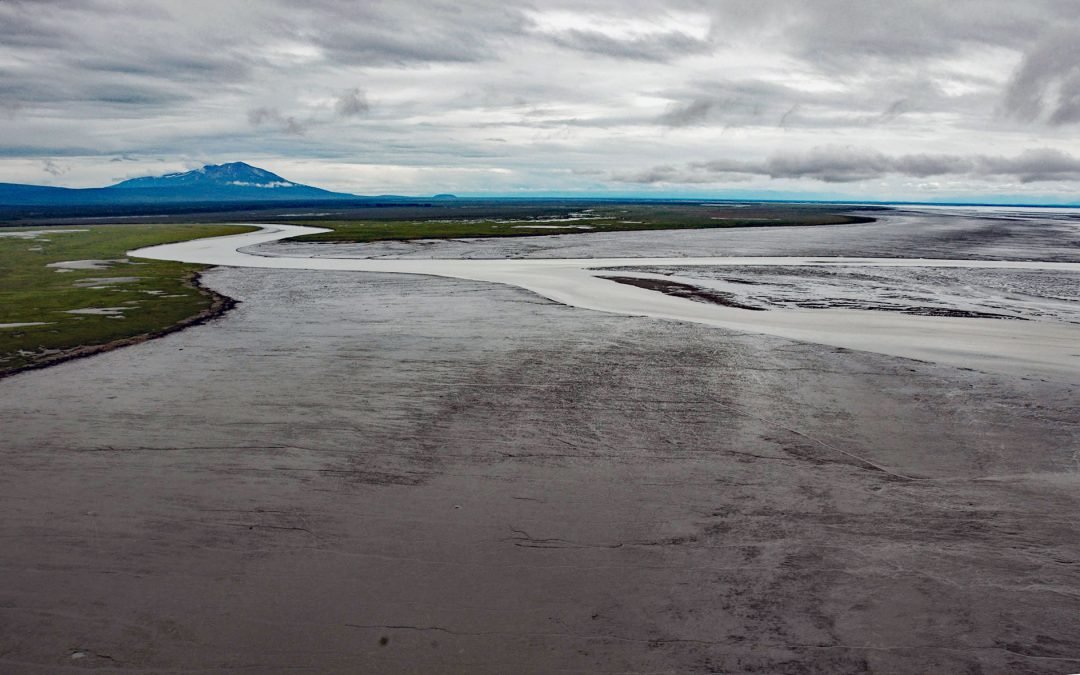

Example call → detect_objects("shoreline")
285 213 878 244
0 271 236 381
0 217 871 382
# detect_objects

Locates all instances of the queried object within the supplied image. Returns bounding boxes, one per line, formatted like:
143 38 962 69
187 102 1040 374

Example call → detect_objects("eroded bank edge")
0 270 237 381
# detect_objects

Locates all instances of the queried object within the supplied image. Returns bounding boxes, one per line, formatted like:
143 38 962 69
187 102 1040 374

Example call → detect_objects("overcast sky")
2 0 1080 202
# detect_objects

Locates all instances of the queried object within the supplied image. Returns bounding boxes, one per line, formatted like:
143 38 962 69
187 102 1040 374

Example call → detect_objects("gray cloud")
618 147 1080 184
653 78 940 131
545 29 712 62
703 0 1070 67
335 89 370 117
655 81 793 128
1004 26 1080 125
292 0 528 66
778 104 800 129
615 164 680 184
615 164 749 184
658 98 718 126
0 100 21 120
980 148 1080 182
41 158 69 177
762 147 892 183
877 99 910 124
75 52 250 83
523 4 715 62
247 107 279 127
248 107 307 136
1 1 1079 197
282 118 307 137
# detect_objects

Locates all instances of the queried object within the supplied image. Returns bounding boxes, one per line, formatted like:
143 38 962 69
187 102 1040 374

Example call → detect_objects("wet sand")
131 224 1080 381
2 263 1079 673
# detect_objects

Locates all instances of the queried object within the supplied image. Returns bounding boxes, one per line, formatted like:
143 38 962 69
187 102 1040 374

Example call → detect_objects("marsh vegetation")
284 203 874 243
0 223 254 376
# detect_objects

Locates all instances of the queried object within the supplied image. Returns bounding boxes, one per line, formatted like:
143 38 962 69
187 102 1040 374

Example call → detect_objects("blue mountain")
0 162 357 206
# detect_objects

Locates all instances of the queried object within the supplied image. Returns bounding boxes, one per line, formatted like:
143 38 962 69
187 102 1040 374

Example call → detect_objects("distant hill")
0 162 357 206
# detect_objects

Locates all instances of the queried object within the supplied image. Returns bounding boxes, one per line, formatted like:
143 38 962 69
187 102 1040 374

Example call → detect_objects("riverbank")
0 271 235 381
0 224 254 377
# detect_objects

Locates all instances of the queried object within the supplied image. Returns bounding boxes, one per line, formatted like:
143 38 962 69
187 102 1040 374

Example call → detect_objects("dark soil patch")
600 276 767 311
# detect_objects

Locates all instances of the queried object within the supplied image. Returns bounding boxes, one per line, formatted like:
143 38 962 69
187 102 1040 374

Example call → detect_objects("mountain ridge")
112 162 309 190
0 162 358 206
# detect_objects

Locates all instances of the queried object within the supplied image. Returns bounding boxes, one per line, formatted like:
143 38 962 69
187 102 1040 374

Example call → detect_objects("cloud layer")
616 147 1080 184
0 1 1078 200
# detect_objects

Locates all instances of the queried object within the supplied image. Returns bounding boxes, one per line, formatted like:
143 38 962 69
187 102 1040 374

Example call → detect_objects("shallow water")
0 228 88 239
0 322 50 328
130 209 1080 381
46 258 127 270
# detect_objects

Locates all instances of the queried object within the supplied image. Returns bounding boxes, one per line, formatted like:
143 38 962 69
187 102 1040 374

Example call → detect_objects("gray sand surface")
2 264 1079 673
261 207 1080 262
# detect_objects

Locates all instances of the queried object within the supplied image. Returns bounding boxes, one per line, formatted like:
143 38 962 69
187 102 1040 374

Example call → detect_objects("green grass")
0 223 255 375
286 205 874 243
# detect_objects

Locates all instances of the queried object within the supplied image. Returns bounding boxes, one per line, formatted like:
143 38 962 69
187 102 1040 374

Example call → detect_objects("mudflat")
2 263 1078 673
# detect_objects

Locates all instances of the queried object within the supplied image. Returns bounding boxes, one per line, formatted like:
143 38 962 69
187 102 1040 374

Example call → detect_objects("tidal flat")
1 206 1078 673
